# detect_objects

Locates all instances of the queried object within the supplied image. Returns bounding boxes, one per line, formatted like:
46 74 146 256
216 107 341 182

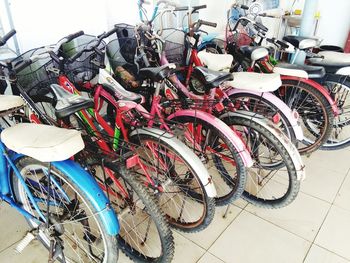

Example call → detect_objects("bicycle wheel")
228 92 297 145
274 79 334 154
11 157 118 263
167 115 247 206
130 132 215 232
318 75 350 150
87 161 174 262
220 115 300 208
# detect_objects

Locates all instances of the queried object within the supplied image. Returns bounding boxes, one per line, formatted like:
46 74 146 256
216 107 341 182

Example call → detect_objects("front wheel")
130 132 215 232
11 157 118 263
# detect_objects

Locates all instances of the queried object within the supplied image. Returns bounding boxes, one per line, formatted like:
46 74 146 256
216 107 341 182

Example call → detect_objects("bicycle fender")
220 110 306 181
281 75 339 116
167 109 254 168
226 88 304 141
130 127 217 198
52 160 119 235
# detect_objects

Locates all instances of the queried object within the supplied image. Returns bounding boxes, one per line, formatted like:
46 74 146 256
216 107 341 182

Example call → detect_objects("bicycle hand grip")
65 30 84 42
174 6 189 11
14 59 32 73
192 5 207 11
198 19 217 28
0 29 16 46
240 4 249 10
277 40 289 49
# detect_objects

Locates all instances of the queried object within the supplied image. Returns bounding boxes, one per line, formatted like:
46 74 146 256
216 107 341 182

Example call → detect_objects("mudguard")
52 160 120 235
226 88 304 141
130 127 218 197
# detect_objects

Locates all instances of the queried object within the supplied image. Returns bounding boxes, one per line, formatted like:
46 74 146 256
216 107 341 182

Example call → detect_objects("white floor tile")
304 244 350 263
303 149 350 175
334 172 350 211
315 205 350 260
301 164 346 203
197 252 225 263
209 211 311 263
246 192 330 241
172 231 206 263
179 205 242 249
0 203 30 251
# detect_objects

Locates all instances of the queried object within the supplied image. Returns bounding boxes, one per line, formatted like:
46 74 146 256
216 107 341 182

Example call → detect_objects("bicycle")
0 52 119 263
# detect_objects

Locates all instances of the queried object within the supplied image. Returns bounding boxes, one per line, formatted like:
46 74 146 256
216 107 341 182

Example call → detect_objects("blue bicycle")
0 32 119 263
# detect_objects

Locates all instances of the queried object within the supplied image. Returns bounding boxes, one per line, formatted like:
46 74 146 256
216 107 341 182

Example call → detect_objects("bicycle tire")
275 79 334 154
87 161 174 263
317 75 350 150
130 132 216 232
11 157 119 263
167 115 247 206
221 115 300 208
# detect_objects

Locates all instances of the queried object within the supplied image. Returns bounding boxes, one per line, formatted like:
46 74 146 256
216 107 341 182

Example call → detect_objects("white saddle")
1 123 84 162
226 72 282 92
273 66 308 79
197 51 233 72
336 66 350 76
0 95 25 112
316 51 350 65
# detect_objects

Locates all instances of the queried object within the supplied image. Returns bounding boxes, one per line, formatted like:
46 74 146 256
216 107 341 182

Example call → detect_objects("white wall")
2 0 350 52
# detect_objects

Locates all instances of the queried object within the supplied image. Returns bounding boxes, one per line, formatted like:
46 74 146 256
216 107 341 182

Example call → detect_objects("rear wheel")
275 79 334 154
87 161 174 263
12 157 119 263
221 115 300 208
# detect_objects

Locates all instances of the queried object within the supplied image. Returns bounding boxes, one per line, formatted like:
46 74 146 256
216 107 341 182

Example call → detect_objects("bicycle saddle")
1 123 84 162
197 51 233 71
0 95 24 112
193 66 233 89
226 72 282 92
49 84 94 119
283 36 318 50
139 64 172 82
308 51 350 73
239 46 268 61
274 63 325 79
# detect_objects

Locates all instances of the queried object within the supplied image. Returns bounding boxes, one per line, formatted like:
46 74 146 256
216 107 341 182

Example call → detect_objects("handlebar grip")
240 4 249 10
255 22 268 32
277 40 289 49
174 6 189 11
13 59 32 73
66 30 84 42
266 37 275 44
198 19 217 28
0 29 16 46
103 27 120 39
192 5 207 11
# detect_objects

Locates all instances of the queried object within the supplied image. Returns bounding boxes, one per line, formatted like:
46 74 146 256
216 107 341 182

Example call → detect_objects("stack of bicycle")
1 0 349 262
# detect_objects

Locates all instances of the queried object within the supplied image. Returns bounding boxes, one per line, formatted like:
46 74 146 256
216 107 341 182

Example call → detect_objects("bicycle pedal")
15 232 35 254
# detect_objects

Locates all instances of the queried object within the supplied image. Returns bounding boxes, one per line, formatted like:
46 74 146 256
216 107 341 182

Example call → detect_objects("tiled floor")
1 148 350 262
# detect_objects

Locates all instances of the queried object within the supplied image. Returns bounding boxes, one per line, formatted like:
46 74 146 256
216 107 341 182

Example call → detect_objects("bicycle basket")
106 23 139 76
60 34 106 84
160 28 186 65
12 47 59 97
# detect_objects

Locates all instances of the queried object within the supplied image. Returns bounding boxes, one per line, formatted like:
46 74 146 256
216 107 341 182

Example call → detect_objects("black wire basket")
12 47 59 97
160 28 186 65
60 34 106 84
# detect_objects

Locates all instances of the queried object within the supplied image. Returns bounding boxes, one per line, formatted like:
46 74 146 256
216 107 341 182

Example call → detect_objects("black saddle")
283 35 317 50
50 84 94 119
276 63 326 78
139 64 172 82
239 46 268 61
193 67 233 89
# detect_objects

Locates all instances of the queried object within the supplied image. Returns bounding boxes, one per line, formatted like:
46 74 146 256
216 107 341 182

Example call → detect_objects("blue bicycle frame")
0 134 119 236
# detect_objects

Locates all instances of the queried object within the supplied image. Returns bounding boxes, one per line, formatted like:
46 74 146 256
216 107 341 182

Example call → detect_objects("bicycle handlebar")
197 19 217 28
0 29 16 47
